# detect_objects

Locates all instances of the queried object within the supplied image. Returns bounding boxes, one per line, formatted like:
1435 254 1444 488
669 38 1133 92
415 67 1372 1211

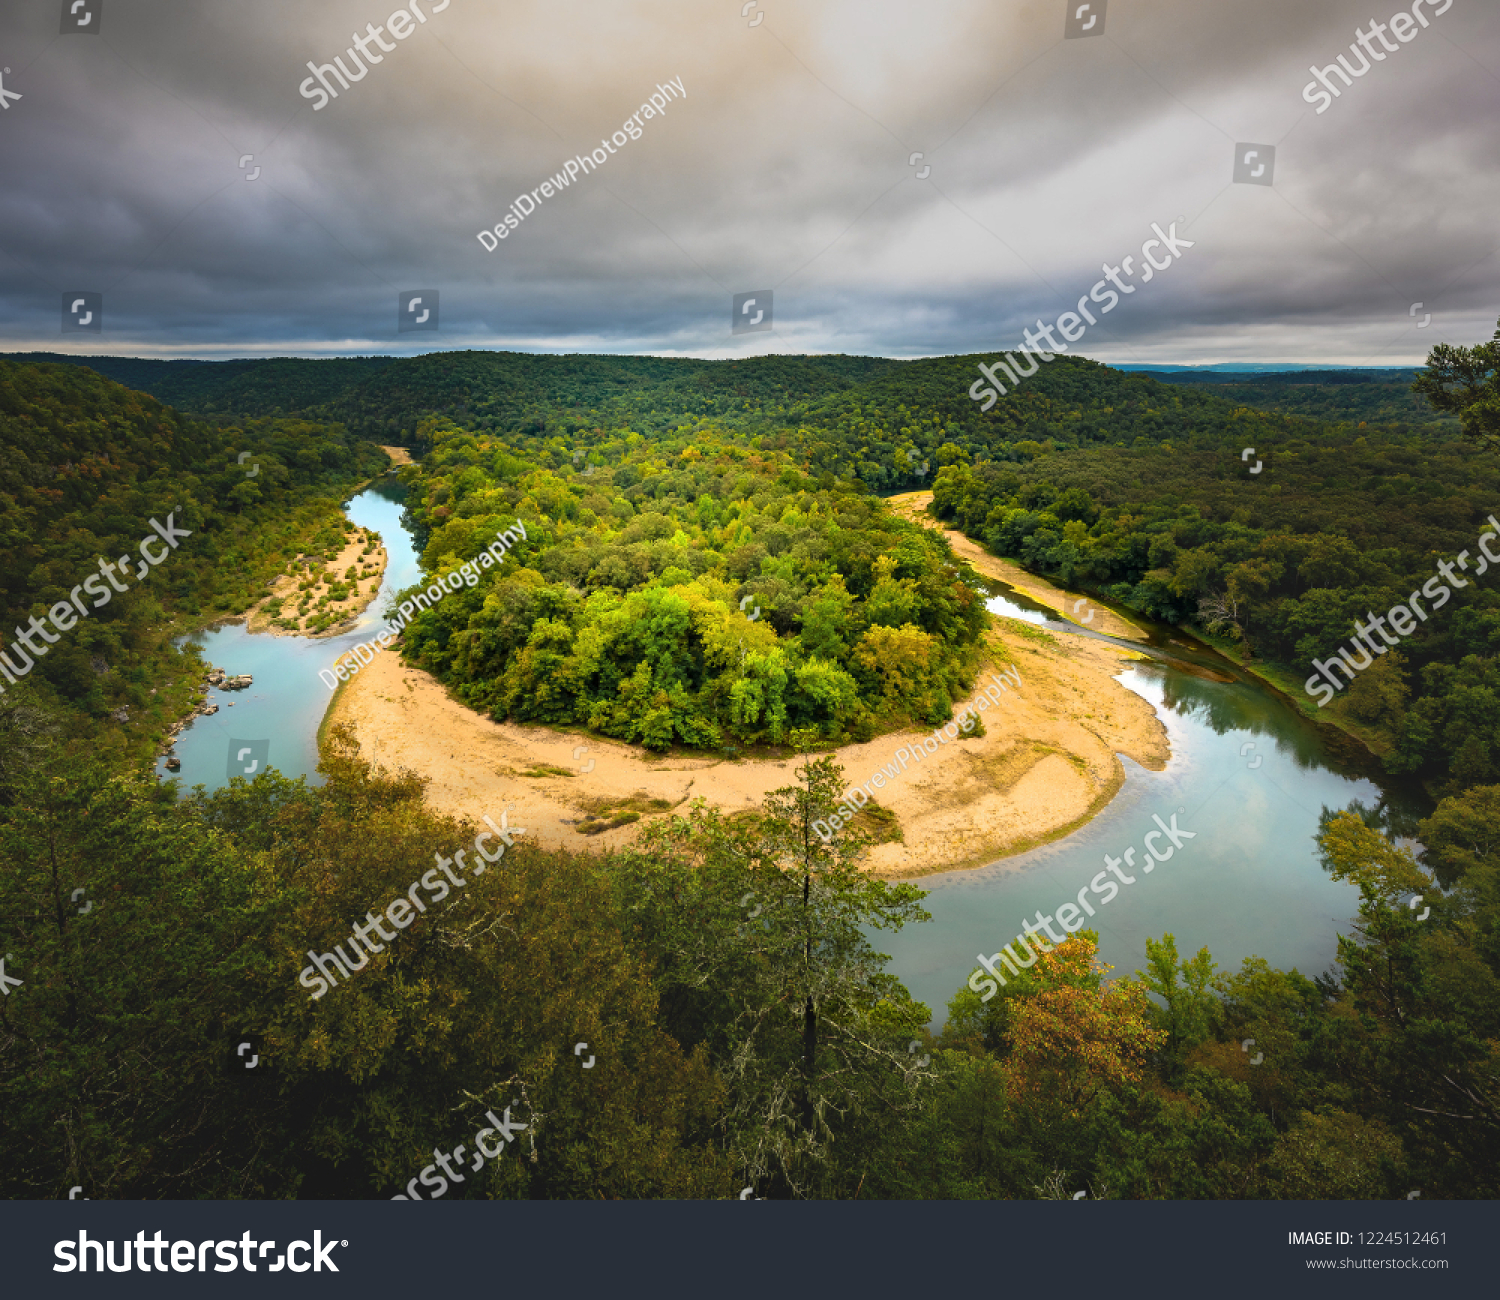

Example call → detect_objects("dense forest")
391 418 986 749
1143 368 1451 431
927 400 1500 793
2 717 1494 1199
6 354 396 421
2 328 1497 1200
11 348 1444 493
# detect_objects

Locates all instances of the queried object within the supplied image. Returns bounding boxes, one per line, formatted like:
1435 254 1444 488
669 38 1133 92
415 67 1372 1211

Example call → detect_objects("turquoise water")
155 480 421 793
159 484 1425 1022
881 661 1425 1022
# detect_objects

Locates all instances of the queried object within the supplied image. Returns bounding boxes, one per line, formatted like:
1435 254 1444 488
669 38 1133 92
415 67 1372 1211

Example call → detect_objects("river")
159 482 1430 1019
153 479 423 792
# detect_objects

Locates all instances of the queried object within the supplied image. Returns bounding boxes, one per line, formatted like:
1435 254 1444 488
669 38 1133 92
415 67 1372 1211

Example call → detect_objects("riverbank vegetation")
928 323 1500 798
0 360 389 765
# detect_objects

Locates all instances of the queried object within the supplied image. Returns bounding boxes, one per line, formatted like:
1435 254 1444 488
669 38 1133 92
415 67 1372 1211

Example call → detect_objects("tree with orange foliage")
1003 933 1167 1117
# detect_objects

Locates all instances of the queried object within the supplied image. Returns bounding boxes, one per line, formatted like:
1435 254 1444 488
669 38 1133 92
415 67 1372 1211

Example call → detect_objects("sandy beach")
323 492 1169 877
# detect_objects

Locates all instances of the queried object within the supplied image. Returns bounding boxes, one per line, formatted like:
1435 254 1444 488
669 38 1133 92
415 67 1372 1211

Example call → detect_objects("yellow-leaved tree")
1003 934 1167 1118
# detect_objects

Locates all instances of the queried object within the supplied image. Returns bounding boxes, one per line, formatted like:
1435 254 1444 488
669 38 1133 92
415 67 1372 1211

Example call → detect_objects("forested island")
1 330 1496 1201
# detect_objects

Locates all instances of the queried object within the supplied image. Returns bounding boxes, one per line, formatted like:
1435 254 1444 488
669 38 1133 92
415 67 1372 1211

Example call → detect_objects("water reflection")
880 663 1433 1028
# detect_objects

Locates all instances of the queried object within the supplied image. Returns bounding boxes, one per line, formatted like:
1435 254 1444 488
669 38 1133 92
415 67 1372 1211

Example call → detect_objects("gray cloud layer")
1 0 1495 363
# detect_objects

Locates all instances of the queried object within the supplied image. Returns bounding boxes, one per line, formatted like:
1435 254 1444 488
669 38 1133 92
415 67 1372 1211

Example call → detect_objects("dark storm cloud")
0 0 1495 363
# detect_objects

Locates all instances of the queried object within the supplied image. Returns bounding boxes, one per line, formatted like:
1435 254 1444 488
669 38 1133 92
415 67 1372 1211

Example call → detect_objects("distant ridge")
1115 363 1421 377
0 349 1448 453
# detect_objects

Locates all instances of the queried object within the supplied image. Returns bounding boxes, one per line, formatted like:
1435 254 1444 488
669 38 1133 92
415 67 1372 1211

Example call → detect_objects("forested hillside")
11 349 1367 493
3 722 1494 1200
929 417 1498 794
0 360 388 759
19 345 1485 780
1144 368 1451 430
7 354 395 419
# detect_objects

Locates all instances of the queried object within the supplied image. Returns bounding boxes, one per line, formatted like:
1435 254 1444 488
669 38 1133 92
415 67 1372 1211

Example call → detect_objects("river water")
159 484 1428 1019
153 479 422 791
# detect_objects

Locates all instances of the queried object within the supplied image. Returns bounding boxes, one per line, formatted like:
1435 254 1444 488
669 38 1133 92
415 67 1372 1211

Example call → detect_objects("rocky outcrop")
156 664 249 760
206 668 253 691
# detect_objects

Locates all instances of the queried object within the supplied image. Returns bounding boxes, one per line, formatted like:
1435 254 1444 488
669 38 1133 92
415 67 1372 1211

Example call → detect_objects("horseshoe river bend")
156 479 1430 1026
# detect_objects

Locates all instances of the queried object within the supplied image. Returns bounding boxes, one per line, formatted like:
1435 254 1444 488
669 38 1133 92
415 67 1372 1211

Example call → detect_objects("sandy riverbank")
886 491 1146 639
239 451 414 638
323 494 1169 878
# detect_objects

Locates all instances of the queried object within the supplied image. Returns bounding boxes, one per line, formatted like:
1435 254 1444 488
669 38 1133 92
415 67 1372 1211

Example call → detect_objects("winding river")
153 480 423 793
159 480 1430 1019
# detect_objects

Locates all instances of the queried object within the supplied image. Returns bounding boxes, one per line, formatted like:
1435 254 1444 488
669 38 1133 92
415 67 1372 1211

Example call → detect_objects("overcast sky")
0 0 1496 365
